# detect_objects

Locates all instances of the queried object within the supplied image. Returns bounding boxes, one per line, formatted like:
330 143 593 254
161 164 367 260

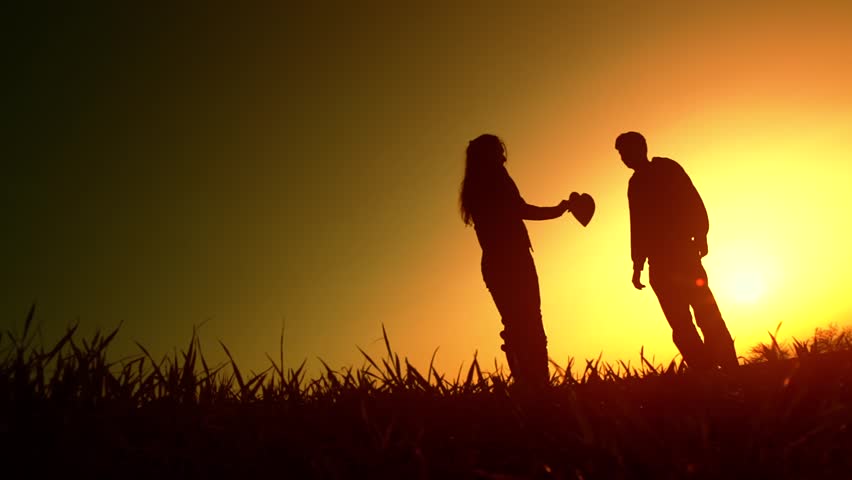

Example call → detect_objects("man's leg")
650 266 711 370
691 264 738 369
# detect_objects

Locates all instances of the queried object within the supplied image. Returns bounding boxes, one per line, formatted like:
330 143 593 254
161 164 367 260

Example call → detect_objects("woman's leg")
485 253 549 388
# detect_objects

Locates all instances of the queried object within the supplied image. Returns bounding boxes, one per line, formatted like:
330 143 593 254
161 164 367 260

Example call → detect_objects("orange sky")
4 2 852 379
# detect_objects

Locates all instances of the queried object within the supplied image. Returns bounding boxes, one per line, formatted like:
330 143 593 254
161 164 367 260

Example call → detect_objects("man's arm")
692 184 709 256
628 182 647 290
677 164 710 256
632 269 645 290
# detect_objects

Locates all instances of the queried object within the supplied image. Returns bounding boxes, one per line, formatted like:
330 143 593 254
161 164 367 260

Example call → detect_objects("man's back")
628 157 709 267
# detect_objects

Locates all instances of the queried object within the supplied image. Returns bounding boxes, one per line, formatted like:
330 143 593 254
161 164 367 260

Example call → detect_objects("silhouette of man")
460 134 577 390
615 131 737 371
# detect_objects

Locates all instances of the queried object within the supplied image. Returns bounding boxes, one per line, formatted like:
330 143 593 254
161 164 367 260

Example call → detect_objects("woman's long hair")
459 134 506 226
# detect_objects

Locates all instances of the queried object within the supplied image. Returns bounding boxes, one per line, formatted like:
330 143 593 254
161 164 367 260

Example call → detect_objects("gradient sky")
4 2 852 379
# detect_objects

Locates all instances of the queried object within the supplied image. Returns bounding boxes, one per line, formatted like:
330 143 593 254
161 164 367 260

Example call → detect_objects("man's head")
615 131 648 170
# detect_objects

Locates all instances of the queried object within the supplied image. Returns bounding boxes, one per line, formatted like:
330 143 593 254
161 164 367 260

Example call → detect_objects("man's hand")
695 236 708 257
632 269 646 290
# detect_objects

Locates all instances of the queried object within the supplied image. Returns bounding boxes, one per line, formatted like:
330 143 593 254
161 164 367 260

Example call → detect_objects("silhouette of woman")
459 134 574 389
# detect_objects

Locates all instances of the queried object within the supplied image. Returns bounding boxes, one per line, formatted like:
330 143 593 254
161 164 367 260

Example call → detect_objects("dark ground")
3 350 851 479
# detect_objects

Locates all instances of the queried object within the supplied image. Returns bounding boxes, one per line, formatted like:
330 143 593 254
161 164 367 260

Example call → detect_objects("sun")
726 269 767 304
708 244 778 307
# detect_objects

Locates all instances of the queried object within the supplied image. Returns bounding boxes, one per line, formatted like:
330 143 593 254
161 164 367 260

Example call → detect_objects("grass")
2 304 851 479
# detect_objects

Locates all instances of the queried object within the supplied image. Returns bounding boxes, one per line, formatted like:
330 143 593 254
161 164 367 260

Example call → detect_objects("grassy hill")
2 307 851 479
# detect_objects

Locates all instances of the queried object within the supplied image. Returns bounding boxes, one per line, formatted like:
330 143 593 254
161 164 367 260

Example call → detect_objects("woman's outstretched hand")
560 192 580 214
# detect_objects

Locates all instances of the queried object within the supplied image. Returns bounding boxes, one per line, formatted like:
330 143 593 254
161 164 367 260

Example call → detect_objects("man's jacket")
628 157 709 270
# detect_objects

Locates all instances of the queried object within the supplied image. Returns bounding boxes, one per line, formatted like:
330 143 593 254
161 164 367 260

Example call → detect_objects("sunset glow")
726 270 767 305
4 3 852 380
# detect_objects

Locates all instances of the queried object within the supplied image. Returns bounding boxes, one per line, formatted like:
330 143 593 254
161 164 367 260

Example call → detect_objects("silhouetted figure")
615 131 738 371
460 134 577 390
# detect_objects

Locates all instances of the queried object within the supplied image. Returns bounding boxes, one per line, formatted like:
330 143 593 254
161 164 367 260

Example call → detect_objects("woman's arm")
521 199 571 220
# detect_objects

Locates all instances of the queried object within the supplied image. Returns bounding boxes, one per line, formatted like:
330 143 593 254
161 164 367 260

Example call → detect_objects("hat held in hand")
568 192 595 227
